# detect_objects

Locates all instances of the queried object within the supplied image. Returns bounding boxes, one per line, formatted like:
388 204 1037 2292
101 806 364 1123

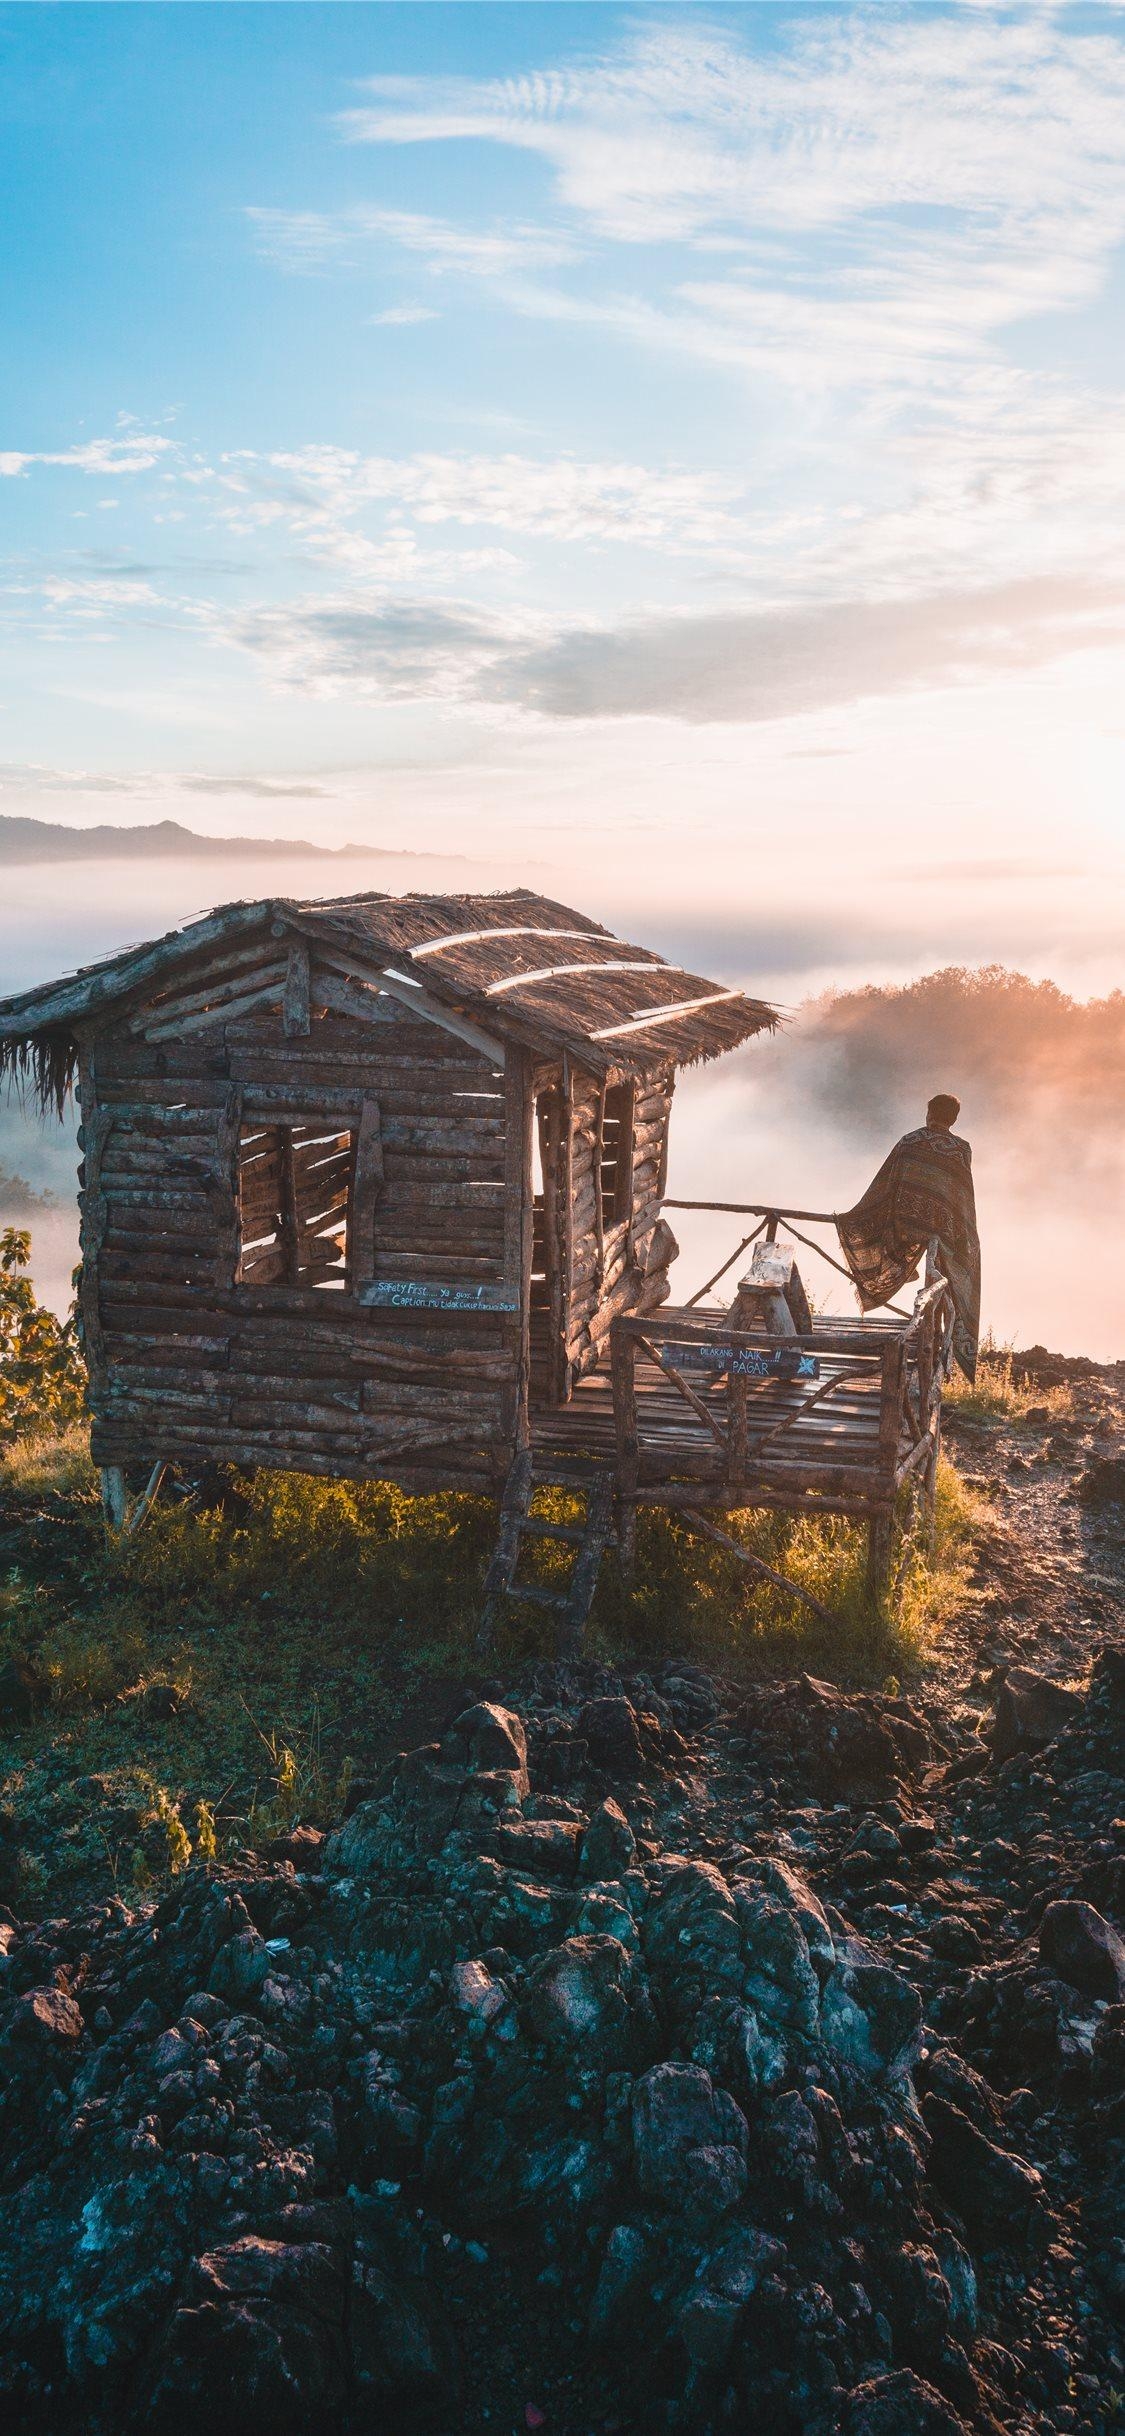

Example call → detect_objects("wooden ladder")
476 1451 616 1658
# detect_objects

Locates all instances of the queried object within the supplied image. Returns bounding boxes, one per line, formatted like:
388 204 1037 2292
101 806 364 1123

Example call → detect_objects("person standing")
836 1095 980 1379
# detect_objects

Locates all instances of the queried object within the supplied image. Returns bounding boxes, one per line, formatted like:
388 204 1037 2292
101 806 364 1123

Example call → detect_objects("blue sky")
2 2 1125 993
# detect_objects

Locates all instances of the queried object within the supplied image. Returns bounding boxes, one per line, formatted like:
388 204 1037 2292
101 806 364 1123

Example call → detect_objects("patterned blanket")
836 1125 980 1379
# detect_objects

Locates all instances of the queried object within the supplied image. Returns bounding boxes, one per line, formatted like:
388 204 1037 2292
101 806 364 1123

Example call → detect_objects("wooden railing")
609 1269 954 1596
663 1197 913 1318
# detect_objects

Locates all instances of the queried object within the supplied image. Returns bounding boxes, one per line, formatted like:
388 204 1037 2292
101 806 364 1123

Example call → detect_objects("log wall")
77 937 524 1490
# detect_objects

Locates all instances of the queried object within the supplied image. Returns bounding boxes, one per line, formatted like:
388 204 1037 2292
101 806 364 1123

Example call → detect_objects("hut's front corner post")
611 1319 639 1585
100 1467 127 1536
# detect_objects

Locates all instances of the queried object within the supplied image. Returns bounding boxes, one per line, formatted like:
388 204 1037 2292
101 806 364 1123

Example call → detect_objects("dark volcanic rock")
147 2237 350 2434
441 1700 530 1795
1039 1897 1125 2000
736 1673 943 1796
833 2368 971 2436
631 2061 749 2216
580 1796 635 1881
13 1984 84 2046
3 1620 1118 2436
921 2094 1049 2248
989 1665 1084 1762
1077 1452 1125 1506
577 1694 644 1772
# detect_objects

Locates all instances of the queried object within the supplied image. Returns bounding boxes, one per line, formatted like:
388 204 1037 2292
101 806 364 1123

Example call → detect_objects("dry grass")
2 1420 98 1502
502 1455 982 1682
0 1431 987 1911
944 1338 1074 1425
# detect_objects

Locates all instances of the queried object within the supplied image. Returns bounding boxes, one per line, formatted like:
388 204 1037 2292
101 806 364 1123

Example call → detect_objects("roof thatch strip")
0 887 778 1109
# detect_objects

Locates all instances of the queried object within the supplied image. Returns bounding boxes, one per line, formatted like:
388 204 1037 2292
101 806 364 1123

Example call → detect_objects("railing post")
867 1333 905 1606
611 1320 640 1585
865 1511 893 1605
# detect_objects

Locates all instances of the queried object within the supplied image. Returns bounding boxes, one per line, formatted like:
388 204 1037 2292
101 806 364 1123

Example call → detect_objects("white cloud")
341 16 1125 266
37 576 160 609
336 15 1125 485
0 434 173 479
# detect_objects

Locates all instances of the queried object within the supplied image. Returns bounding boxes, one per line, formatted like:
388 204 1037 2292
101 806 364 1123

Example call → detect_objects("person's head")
927 1093 961 1131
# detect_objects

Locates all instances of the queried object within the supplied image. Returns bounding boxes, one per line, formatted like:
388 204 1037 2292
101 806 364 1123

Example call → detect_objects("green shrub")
0 1229 87 1446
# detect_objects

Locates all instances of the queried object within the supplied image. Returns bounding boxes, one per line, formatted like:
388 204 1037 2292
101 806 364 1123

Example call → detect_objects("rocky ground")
0 1357 1122 2436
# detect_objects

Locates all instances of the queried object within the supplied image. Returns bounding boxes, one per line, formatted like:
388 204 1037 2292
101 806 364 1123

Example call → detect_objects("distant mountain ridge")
0 816 447 864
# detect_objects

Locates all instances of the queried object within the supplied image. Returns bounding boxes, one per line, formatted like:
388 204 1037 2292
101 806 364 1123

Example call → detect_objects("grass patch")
0 1435 987 1913
2 1420 98 1503
580 1454 981 1680
945 1338 1074 1425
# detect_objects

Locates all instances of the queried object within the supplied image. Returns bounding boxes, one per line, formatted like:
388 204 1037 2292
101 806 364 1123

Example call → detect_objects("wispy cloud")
247 203 578 279
370 303 438 326
232 445 741 547
341 16 1125 275
0 762 329 799
335 13 1125 547
224 571 1125 725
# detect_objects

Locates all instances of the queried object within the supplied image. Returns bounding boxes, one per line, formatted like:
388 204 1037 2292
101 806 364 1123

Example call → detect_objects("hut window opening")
238 1121 355 1289
600 1081 635 1229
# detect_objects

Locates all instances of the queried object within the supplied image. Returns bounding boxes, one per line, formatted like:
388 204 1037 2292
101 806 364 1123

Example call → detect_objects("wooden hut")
0 891 775 1539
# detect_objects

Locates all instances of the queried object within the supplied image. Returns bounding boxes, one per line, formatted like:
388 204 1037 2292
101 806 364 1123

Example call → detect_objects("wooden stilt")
121 1460 168 1541
477 1448 534 1652
100 1466 127 1535
611 1320 639 1587
100 1460 168 1542
865 1510 894 1605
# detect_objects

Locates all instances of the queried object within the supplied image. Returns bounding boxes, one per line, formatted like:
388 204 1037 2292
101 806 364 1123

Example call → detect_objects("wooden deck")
531 1287 953 1523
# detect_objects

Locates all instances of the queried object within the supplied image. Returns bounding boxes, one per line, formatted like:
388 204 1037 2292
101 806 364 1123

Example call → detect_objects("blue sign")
358 1280 518 1312
661 1343 819 1380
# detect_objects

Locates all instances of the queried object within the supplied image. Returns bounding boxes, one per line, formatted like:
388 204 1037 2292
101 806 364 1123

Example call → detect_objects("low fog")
1 869 1121 1359
670 969 1125 1361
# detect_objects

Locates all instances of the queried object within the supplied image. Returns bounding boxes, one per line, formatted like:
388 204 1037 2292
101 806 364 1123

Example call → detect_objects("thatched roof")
0 888 776 1110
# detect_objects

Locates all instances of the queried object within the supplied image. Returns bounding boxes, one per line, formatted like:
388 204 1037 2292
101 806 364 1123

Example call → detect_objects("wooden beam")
283 941 311 1038
0 901 284 1037
865 1511 894 1604
348 1097 383 1292
611 1323 639 1584
100 1466 127 1534
311 945 506 1062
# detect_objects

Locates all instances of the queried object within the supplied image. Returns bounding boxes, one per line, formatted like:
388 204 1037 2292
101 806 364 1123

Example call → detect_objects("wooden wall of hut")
75 933 530 1492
